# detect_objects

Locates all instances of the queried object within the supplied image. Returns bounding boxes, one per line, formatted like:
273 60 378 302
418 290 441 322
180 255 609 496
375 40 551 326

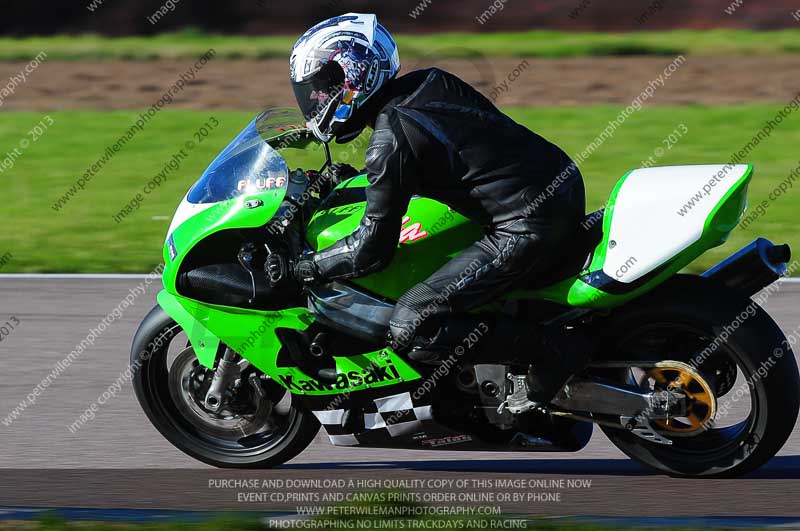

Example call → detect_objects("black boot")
399 317 489 365
387 327 448 365
407 339 451 364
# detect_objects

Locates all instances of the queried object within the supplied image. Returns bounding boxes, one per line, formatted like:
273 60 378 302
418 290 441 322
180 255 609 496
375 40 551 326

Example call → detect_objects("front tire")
597 275 799 478
131 305 319 468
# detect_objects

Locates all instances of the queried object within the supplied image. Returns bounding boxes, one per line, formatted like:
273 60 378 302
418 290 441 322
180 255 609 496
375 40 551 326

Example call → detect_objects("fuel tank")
306 176 482 301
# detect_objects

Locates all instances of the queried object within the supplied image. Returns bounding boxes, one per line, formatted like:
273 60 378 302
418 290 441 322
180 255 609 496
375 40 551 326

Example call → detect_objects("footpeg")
501 374 539 415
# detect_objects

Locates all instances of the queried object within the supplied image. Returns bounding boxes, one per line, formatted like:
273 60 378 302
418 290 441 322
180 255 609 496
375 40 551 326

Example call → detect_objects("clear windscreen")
258 108 331 173
186 108 329 205
256 107 372 176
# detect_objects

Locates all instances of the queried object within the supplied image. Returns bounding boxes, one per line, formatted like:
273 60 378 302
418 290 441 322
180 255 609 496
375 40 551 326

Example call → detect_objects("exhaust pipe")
703 238 791 297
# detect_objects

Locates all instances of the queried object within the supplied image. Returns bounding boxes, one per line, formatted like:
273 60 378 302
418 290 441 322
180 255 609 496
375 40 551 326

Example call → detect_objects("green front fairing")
156 113 425 398
157 290 421 396
161 189 285 294
307 175 482 300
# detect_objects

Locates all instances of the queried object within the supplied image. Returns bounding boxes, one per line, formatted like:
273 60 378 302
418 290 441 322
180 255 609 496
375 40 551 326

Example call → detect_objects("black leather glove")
265 251 318 287
325 163 360 184
293 258 318 285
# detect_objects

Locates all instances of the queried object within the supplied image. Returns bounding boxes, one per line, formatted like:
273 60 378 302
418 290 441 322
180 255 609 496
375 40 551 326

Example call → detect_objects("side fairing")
157 290 421 395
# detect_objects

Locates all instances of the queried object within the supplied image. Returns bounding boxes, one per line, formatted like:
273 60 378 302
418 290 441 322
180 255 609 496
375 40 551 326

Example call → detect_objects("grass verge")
2 29 800 61
1 105 798 273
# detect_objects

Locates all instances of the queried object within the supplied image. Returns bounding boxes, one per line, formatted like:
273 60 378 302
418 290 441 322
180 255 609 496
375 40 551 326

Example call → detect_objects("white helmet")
290 13 401 142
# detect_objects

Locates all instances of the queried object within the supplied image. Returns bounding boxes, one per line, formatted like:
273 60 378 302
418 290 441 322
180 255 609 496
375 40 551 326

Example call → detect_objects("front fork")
204 347 241 412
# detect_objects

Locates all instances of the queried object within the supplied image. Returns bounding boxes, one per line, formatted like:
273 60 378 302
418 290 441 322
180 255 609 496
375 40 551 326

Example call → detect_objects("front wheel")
131 305 319 468
596 275 799 478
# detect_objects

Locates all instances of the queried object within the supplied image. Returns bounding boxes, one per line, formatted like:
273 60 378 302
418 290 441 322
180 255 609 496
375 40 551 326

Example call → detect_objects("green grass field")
1 104 798 274
3 29 800 60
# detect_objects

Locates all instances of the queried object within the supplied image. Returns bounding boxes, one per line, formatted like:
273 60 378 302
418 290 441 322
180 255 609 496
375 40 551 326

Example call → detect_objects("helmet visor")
291 61 345 122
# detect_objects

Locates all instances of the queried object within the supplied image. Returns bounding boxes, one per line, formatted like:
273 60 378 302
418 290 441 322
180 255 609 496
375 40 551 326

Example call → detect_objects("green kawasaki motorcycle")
132 108 799 477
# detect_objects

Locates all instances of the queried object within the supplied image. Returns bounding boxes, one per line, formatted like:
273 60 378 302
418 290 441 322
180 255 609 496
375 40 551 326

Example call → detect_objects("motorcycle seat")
524 209 604 289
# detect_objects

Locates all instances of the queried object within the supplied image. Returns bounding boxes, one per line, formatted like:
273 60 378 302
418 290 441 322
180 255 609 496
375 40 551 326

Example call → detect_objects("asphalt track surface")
2 277 800 517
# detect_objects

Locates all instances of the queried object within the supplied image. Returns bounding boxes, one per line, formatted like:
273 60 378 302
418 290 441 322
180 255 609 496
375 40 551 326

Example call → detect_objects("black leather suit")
309 68 586 353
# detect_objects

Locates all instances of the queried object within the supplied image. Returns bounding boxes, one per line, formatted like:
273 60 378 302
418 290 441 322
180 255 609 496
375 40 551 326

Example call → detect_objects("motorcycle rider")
267 13 590 402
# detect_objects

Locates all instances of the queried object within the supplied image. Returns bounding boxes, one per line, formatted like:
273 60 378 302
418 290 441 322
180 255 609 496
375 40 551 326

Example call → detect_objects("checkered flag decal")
312 391 433 446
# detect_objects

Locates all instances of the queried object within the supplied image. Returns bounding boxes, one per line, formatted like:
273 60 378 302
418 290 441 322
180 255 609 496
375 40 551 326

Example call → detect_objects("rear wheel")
131 305 319 468
597 275 799 478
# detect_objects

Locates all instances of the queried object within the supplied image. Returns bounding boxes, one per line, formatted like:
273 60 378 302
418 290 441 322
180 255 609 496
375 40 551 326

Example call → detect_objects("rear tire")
131 305 320 468
597 275 799 478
